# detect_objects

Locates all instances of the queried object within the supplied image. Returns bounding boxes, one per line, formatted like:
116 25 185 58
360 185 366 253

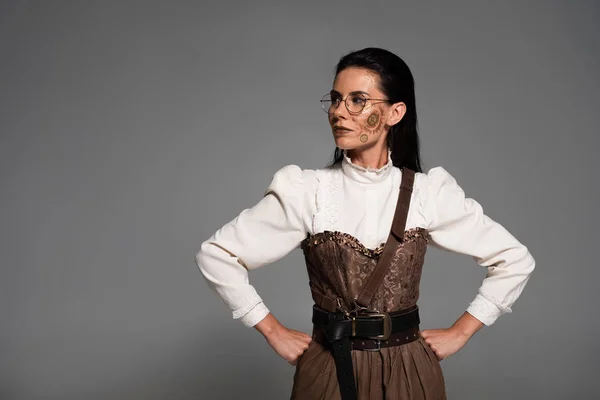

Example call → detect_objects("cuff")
238 301 270 328
466 293 504 326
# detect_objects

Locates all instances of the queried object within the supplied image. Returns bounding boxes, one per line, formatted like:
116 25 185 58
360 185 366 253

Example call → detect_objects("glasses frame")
320 91 392 115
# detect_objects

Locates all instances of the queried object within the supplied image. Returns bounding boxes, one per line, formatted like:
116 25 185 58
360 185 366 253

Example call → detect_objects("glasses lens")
321 93 333 113
347 93 367 113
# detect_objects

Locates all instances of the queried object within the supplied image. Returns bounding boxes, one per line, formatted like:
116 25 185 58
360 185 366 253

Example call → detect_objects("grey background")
1 1 598 399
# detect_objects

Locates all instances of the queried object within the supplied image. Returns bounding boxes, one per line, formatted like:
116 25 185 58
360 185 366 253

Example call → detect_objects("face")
327 67 405 151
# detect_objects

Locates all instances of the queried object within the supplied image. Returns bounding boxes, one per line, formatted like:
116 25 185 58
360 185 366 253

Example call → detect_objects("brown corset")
300 227 430 314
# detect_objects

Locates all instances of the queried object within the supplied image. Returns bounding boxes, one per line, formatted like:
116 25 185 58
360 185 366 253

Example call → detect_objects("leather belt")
311 304 421 400
312 325 421 351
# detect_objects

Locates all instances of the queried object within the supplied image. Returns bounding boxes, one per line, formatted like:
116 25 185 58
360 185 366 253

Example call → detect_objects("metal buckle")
349 299 369 315
362 313 392 341
363 340 381 352
349 310 392 341
336 298 352 318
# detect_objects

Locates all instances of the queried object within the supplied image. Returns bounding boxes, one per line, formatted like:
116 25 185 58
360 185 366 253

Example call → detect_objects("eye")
329 95 342 106
349 94 367 105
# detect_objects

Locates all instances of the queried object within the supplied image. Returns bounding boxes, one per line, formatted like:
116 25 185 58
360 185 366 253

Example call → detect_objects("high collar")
341 148 393 184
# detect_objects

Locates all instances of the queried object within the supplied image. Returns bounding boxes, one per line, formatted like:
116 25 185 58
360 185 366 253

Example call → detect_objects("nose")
330 99 349 120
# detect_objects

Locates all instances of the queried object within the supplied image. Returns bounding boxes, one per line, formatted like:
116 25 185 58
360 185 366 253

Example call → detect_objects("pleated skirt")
290 333 446 400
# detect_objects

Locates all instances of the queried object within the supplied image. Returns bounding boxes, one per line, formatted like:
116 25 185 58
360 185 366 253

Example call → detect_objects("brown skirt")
290 333 446 400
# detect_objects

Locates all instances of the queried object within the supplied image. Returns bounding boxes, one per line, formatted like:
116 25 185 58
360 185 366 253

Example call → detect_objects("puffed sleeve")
195 165 307 327
423 166 535 326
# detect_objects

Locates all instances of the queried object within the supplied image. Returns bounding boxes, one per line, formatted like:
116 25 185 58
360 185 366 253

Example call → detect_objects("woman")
195 47 535 400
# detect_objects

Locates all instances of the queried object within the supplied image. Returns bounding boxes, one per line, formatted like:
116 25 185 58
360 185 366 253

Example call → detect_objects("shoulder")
268 162 343 186
410 166 466 217
415 165 454 182
413 166 460 196
264 164 319 198
264 164 321 231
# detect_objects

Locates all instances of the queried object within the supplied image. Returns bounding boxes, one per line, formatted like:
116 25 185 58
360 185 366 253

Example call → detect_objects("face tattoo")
358 110 384 143
367 113 379 127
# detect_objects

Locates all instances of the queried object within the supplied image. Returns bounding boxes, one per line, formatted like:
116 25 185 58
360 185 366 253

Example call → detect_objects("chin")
333 136 358 150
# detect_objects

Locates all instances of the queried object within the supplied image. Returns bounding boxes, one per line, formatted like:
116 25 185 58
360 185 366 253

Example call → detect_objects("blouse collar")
341 147 393 184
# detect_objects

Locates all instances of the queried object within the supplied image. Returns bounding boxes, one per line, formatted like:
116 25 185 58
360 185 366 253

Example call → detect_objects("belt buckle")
350 310 392 341
362 312 392 341
363 338 382 352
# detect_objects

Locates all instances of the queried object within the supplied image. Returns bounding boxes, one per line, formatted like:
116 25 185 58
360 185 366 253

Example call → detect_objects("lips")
334 126 352 132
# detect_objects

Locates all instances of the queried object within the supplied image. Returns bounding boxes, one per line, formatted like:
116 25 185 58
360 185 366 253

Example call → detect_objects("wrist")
450 324 474 340
254 312 283 339
451 312 484 340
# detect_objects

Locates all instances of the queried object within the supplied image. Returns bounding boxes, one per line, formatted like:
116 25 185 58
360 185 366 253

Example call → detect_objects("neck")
346 146 390 169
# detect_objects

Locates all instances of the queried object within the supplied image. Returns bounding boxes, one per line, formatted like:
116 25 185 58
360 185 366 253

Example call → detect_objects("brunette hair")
329 47 423 172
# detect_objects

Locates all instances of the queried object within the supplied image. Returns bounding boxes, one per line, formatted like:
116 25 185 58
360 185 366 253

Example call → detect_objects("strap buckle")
363 339 382 352
348 300 392 341
363 312 392 341
348 299 369 316
349 311 392 341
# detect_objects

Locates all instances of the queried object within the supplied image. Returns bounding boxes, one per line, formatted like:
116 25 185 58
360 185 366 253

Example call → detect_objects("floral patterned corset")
300 227 430 313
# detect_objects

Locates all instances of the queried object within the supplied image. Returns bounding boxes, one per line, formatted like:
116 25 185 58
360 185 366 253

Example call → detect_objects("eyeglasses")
320 91 391 114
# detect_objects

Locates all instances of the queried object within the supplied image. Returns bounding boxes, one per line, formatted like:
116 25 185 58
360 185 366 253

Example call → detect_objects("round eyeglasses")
320 91 391 114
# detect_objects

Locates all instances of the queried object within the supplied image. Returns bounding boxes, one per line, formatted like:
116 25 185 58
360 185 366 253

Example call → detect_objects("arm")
452 311 484 338
419 167 535 360
196 164 314 364
195 164 307 328
424 166 536 330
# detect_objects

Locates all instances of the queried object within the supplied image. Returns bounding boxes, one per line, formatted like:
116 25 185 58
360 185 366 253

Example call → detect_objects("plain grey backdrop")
1 1 599 399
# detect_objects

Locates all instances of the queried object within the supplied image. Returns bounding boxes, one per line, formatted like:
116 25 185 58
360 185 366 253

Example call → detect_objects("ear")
386 101 407 126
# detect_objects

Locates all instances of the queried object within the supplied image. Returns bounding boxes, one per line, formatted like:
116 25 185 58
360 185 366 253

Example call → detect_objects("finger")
423 332 441 341
420 330 438 338
297 333 310 343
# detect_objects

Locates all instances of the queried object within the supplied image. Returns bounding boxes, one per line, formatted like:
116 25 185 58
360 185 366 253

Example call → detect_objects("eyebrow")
330 90 371 96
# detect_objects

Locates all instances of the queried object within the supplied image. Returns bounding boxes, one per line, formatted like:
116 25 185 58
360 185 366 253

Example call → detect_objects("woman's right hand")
254 313 313 366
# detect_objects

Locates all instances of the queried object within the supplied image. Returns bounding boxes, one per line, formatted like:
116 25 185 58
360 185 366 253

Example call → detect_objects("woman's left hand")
420 327 471 361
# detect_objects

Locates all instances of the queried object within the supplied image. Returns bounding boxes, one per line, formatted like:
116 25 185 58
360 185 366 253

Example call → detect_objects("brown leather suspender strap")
354 167 415 308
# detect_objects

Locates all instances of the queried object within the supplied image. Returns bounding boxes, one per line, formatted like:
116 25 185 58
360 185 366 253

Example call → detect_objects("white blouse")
195 149 535 328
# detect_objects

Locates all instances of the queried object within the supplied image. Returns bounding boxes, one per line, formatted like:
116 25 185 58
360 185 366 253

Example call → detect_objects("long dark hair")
328 47 422 173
